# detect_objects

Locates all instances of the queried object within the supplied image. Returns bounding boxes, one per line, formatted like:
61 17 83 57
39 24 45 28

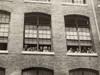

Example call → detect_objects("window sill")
22 51 55 55
24 0 51 4
62 2 88 6
0 50 8 54
97 5 100 7
66 53 98 56
0 0 12 2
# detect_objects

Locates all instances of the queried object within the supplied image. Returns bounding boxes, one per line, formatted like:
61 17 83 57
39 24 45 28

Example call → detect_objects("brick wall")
0 0 99 75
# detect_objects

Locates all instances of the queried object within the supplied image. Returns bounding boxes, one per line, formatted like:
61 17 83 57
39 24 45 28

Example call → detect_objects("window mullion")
83 0 86 4
37 16 39 51
76 18 81 52
72 0 74 3
50 23 53 52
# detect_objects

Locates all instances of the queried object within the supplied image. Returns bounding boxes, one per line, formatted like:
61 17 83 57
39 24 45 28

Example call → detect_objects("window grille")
24 13 52 52
62 0 86 4
0 11 10 50
65 15 94 53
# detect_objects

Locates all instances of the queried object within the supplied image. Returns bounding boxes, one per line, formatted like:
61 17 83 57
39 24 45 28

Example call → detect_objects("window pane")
65 15 93 53
63 0 86 4
67 40 79 45
39 39 51 44
80 40 92 46
0 43 7 50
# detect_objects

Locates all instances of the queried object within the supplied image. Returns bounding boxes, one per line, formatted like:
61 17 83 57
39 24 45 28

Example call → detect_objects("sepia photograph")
0 0 99 75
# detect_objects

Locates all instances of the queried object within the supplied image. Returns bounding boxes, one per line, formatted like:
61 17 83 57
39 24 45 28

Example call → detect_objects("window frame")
0 10 10 51
62 0 87 5
22 67 54 75
23 13 53 53
69 68 99 75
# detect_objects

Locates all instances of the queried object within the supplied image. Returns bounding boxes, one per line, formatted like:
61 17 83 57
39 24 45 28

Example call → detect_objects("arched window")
69 68 99 75
0 68 5 75
23 13 52 52
65 15 94 53
62 0 86 4
0 11 10 50
24 0 50 2
22 68 53 75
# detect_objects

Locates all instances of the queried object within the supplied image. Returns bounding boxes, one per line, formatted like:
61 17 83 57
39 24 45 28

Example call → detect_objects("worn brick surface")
0 0 100 75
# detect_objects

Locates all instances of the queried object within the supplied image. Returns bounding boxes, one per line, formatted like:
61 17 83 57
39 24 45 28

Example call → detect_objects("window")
0 68 5 75
62 0 86 4
69 68 99 75
23 13 52 52
65 15 95 53
22 68 53 75
0 11 10 50
24 0 50 2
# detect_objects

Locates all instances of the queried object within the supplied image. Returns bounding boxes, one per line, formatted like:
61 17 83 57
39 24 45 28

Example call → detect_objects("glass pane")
67 40 79 45
80 40 92 46
0 43 7 50
67 36 78 40
0 13 10 22
39 39 51 44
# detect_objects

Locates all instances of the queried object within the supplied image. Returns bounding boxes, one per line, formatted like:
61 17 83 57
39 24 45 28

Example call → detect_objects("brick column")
51 0 67 75
8 8 24 54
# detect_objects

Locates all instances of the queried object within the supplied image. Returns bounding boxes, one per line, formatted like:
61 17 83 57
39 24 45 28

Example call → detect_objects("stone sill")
22 51 54 55
97 5 100 7
66 53 98 57
0 50 8 54
0 0 12 2
62 2 88 6
24 0 51 4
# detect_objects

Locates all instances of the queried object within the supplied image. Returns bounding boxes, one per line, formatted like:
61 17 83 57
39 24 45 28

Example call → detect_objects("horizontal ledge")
22 51 55 55
0 0 13 2
0 50 8 54
66 53 98 56
97 5 100 7
24 0 51 4
62 2 88 6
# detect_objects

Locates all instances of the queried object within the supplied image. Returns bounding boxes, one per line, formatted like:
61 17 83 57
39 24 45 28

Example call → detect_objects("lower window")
65 15 95 54
69 68 98 75
22 68 53 75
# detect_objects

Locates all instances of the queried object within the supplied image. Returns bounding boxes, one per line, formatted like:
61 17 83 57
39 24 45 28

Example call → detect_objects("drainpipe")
91 0 100 41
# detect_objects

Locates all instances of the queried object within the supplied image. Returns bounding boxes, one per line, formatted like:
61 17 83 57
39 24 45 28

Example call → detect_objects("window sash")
63 0 86 4
0 12 10 50
65 16 93 53
24 14 52 52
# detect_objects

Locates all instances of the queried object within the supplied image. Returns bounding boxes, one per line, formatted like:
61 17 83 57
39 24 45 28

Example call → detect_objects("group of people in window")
0 10 97 54
23 45 51 52
67 47 94 53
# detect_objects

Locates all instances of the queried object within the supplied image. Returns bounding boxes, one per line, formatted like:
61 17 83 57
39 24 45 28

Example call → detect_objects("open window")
0 68 5 75
22 68 53 75
24 13 52 52
0 11 10 50
65 15 95 54
62 0 86 4
24 0 50 2
69 68 99 75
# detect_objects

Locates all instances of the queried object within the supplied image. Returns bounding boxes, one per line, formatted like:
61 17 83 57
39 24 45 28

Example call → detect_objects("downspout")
91 0 100 41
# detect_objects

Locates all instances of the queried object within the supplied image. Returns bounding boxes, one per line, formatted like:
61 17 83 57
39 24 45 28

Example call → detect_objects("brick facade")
0 0 100 75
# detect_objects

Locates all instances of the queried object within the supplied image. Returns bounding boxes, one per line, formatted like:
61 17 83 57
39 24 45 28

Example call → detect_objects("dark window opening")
22 68 53 75
63 0 86 4
69 68 99 75
0 68 5 75
0 11 10 50
65 15 94 53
